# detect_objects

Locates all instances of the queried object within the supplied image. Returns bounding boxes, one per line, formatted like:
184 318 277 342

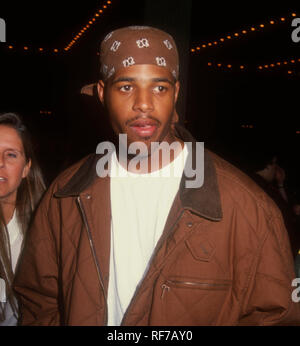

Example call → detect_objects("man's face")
98 64 180 152
293 204 300 216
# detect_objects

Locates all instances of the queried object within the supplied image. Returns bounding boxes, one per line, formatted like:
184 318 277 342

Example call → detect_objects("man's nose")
132 89 154 113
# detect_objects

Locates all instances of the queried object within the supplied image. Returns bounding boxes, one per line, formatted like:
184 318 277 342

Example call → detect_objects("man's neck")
117 138 184 174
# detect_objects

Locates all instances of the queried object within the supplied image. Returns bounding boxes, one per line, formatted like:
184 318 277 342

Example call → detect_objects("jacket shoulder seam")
217 169 279 220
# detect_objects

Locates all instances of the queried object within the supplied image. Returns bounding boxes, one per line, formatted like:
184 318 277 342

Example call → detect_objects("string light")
205 61 244 70
40 110 52 115
203 56 299 75
3 44 64 54
257 57 300 70
191 12 297 53
2 5 297 59
64 0 112 51
241 125 254 129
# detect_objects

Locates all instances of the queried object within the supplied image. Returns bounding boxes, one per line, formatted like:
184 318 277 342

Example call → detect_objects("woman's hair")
0 112 46 321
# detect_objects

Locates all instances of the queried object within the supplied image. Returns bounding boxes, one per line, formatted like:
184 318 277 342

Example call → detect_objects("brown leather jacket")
14 126 300 325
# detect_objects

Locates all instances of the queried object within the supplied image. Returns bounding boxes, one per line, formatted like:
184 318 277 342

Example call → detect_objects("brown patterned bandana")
99 26 179 81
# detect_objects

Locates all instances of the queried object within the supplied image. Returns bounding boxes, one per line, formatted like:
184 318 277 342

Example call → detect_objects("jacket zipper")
168 280 230 287
77 196 108 325
161 284 170 299
161 279 230 295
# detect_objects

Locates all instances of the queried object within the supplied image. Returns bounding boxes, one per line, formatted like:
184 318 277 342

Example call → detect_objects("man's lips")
128 119 159 138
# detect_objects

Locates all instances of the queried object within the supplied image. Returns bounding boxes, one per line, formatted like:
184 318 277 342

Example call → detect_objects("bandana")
99 26 179 81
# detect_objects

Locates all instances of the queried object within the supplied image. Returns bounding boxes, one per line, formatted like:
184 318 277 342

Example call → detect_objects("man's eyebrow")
111 77 175 85
151 78 175 85
111 77 135 85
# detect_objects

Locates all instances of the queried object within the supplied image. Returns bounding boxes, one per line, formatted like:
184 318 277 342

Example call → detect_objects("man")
14 26 300 326
246 151 300 259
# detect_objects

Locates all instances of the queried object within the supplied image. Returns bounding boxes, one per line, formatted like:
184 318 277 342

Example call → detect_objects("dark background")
0 0 299 194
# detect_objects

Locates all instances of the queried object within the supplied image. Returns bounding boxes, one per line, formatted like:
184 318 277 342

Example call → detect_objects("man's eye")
120 85 132 92
154 86 167 93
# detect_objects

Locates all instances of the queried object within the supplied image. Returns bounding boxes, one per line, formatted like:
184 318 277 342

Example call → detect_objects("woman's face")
0 125 31 204
293 204 300 216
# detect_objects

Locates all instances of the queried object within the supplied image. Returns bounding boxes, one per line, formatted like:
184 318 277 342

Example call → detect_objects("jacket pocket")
161 278 231 299
154 277 232 325
185 236 215 262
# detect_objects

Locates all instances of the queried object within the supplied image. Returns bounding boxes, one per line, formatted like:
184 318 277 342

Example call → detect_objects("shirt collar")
55 124 222 221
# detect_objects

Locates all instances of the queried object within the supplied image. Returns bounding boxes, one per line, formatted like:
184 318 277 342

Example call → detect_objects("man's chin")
128 139 153 158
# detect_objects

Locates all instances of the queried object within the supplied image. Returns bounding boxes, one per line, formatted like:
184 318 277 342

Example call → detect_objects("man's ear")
170 81 180 129
97 80 105 105
173 109 179 123
174 80 180 104
171 110 179 133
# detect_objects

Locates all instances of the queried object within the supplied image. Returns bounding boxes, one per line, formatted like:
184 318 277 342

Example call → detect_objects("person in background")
0 113 45 325
253 153 288 203
246 150 300 260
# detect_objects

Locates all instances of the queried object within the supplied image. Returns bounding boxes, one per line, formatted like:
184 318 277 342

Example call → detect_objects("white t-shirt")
7 210 23 273
0 210 23 326
107 144 188 326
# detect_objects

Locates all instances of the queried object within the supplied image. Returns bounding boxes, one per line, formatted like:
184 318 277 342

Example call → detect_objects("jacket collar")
55 124 222 221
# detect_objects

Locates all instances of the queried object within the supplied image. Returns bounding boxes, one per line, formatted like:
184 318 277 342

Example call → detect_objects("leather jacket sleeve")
238 210 300 325
14 186 61 326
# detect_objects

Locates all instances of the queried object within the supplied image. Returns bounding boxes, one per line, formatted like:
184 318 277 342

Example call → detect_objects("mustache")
125 115 161 127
